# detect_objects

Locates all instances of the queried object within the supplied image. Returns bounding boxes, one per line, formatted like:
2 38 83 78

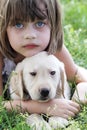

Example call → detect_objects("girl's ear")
10 70 24 99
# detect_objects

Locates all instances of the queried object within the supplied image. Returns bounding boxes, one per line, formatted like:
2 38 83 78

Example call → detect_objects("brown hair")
0 0 63 60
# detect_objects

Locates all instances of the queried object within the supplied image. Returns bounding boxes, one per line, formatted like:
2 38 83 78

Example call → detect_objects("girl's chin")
24 51 40 57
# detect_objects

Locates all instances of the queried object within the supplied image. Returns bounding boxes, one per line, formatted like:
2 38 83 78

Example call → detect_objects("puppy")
9 51 70 130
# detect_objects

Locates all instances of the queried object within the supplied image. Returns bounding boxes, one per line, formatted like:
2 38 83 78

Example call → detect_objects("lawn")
61 0 87 68
61 0 87 129
0 0 87 130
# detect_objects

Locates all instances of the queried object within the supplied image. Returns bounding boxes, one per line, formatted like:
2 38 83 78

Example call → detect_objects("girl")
0 0 86 119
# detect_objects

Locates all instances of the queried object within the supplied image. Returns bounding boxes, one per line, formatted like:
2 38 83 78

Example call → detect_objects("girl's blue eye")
15 23 24 29
36 21 45 28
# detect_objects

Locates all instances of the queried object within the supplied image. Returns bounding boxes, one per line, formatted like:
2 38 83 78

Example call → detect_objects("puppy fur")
9 51 70 129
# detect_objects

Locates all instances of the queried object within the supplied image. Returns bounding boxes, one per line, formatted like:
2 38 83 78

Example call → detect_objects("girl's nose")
24 33 36 39
24 25 36 39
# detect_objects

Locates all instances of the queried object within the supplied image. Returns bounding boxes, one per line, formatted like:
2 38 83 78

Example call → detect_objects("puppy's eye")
30 72 37 76
50 71 56 75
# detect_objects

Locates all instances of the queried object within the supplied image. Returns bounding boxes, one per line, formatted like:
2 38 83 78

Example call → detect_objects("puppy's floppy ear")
10 70 24 99
59 66 65 98
57 62 67 98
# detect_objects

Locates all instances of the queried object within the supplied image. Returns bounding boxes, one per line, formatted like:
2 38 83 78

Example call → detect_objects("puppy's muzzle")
39 88 50 101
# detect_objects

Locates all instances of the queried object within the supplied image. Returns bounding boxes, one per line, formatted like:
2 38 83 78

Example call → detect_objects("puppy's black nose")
40 88 50 98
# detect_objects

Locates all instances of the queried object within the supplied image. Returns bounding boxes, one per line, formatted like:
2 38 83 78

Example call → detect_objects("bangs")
7 0 47 25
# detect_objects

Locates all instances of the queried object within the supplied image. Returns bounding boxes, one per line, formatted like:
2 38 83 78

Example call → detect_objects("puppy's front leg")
26 114 52 130
49 116 68 129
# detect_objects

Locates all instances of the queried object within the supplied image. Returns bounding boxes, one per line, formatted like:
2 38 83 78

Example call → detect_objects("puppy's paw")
49 116 68 129
26 114 52 130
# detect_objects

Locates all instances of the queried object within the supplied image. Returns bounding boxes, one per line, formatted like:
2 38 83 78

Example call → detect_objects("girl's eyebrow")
9 18 25 24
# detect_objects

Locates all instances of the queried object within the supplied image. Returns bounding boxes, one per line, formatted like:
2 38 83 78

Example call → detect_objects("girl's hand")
44 99 80 119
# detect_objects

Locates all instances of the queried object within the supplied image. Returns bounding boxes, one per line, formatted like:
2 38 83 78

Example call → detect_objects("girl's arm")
55 44 87 103
0 52 3 95
4 98 80 119
55 44 87 83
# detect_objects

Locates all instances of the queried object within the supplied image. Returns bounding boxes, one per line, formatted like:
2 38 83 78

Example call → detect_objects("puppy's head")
10 51 66 101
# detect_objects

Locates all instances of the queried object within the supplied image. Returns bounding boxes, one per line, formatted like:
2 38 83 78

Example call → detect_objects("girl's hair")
0 0 63 60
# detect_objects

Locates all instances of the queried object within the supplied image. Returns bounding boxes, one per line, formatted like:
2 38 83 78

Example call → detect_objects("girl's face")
7 19 50 57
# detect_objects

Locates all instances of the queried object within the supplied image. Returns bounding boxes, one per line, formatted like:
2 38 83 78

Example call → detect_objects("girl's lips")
24 44 38 49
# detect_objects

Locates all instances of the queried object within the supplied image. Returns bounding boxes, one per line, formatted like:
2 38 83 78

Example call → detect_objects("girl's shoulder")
3 57 16 75
2 58 16 99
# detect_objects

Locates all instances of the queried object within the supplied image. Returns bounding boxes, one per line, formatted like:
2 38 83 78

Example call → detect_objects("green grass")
61 0 87 67
0 97 30 130
1 0 87 129
61 0 87 129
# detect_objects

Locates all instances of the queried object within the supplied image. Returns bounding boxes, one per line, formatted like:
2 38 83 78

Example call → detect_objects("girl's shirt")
2 58 16 99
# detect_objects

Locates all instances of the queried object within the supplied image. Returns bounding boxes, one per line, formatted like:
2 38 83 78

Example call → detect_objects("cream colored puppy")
9 51 70 130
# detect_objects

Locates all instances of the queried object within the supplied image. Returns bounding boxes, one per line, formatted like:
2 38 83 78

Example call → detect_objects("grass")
61 0 87 67
0 97 30 130
0 0 87 129
61 0 87 129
